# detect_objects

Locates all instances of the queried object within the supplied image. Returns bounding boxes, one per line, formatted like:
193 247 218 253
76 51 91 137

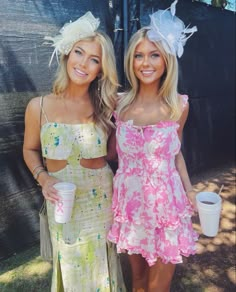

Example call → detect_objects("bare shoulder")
24 97 42 127
27 94 55 110
43 93 58 102
178 94 189 109
177 94 190 128
26 96 41 113
26 94 53 120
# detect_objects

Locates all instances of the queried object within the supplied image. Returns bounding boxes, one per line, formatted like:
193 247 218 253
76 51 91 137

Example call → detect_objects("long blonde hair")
117 28 182 121
53 31 119 134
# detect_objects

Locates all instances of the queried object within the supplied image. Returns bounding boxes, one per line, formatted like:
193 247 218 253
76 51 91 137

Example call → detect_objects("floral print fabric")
108 95 198 266
41 122 107 160
41 122 126 291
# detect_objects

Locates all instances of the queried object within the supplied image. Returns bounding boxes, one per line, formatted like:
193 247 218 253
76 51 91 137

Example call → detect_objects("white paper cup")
54 182 76 224
196 192 222 237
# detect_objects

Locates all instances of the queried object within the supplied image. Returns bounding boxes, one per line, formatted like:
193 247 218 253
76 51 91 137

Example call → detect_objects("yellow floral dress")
40 99 126 291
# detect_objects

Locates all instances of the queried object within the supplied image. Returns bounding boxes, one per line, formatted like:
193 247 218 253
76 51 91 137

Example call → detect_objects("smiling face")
66 39 102 87
133 37 166 87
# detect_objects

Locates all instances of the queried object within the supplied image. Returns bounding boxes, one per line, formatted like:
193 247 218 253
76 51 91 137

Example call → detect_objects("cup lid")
54 182 76 192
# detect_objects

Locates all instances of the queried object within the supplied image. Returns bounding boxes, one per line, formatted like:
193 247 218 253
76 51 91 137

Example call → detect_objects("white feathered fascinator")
146 0 197 58
44 11 100 66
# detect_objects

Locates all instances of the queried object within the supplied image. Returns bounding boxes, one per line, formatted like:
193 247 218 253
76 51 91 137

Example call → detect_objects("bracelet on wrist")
34 168 47 180
32 164 44 174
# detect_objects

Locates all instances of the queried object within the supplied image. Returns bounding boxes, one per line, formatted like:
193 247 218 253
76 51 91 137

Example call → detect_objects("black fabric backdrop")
0 0 235 259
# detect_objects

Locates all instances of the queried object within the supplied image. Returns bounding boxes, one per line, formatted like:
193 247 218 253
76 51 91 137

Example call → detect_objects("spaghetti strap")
39 96 49 124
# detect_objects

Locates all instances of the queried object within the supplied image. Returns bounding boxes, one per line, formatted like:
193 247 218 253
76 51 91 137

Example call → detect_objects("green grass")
0 245 52 292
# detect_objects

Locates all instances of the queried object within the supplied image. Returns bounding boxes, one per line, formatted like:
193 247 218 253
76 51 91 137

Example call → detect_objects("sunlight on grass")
0 256 51 284
24 259 52 276
0 246 52 291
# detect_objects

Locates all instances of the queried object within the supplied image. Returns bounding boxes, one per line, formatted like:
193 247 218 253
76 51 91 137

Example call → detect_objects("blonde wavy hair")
53 31 119 134
117 28 182 121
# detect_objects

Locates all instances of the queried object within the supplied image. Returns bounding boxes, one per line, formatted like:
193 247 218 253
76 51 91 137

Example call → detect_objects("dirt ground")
120 164 236 292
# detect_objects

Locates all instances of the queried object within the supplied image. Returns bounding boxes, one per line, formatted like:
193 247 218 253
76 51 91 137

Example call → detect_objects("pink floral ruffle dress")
108 95 198 266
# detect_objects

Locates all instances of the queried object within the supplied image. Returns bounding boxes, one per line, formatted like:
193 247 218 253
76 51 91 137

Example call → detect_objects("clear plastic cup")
54 182 76 224
196 192 222 237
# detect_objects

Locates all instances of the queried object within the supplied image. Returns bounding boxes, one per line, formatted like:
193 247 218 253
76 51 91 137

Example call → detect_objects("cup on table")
54 182 76 224
196 191 222 237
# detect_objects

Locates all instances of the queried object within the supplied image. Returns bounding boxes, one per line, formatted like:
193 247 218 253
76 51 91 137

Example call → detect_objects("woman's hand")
186 190 198 212
41 174 61 204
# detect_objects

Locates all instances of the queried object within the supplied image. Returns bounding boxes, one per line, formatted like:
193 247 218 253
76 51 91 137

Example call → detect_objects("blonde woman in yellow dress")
23 12 126 291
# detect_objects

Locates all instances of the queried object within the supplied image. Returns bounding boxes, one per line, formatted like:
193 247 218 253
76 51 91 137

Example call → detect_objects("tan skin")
23 39 115 203
120 38 196 292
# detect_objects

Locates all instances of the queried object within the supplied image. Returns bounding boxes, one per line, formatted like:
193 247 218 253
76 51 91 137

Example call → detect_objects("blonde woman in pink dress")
108 1 198 291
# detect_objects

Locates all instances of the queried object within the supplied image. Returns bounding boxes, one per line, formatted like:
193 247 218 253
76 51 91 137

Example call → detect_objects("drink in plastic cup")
196 191 222 237
54 182 76 224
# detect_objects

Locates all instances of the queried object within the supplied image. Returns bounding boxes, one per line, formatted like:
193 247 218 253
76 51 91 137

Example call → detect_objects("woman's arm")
23 97 59 203
106 127 117 162
106 97 119 162
175 99 197 210
175 151 196 209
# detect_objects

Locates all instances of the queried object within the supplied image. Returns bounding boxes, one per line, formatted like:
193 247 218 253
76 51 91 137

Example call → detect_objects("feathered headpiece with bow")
44 11 100 66
146 0 197 58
